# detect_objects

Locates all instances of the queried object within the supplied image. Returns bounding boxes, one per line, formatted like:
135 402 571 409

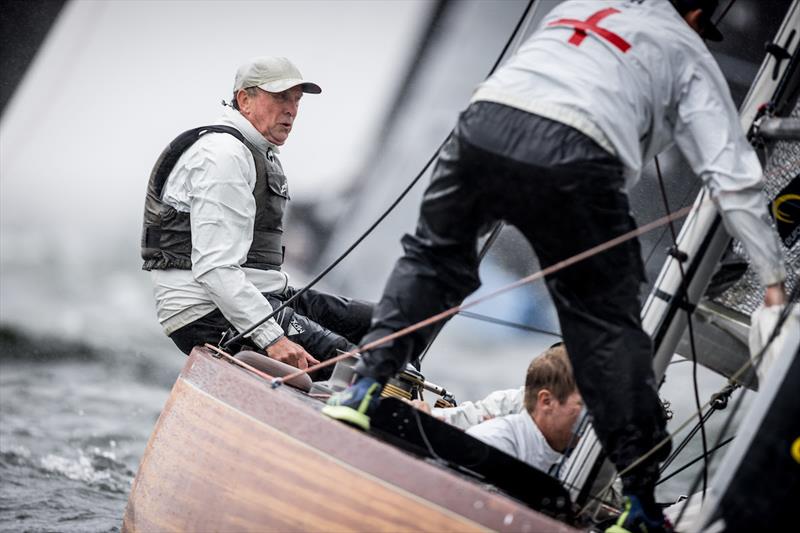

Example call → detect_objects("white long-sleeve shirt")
472 0 785 286
150 107 289 348
433 387 524 430
467 411 563 473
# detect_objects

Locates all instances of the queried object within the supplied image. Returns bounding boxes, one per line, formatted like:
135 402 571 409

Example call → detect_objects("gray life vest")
141 125 288 271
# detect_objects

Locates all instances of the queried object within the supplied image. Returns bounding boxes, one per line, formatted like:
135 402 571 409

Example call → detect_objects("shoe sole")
321 405 370 431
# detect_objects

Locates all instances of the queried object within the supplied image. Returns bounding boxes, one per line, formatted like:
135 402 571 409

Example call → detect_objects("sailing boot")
605 495 673 533
321 376 382 431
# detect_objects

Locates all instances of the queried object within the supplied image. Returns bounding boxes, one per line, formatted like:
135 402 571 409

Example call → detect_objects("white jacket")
466 411 563 473
433 387 524 430
150 107 289 348
472 0 786 286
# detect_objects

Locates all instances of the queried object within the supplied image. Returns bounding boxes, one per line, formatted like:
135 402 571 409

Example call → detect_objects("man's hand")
408 399 432 414
406 399 448 422
265 336 320 370
764 282 786 307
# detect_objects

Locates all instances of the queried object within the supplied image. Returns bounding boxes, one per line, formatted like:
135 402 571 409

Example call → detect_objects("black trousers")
356 102 669 493
170 286 373 379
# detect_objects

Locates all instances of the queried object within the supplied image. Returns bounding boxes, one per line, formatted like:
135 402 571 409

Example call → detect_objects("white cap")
233 56 321 94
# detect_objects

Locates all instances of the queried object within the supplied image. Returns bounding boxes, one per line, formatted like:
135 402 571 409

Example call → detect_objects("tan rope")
203 198 725 514
204 343 277 382
273 201 701 387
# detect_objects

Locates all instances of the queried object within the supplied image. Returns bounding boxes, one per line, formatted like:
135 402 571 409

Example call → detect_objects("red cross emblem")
548 7 631 53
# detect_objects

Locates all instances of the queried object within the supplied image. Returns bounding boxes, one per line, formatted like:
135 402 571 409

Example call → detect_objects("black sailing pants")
170 286 373 379
355 101 669 493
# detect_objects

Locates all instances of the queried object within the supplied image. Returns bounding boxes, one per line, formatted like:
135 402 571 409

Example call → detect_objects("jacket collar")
218 106 281 155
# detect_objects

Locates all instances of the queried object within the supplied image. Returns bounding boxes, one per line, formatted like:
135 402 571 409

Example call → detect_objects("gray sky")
0 0 429 244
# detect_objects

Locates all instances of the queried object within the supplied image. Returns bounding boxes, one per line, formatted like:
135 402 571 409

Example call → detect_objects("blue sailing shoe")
606 495 673 533
321 377 382 431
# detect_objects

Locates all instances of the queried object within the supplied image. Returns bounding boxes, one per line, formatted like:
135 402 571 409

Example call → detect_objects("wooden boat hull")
123 347 577 532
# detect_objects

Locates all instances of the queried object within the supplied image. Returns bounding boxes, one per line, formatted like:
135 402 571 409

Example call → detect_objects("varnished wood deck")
123 347 579 532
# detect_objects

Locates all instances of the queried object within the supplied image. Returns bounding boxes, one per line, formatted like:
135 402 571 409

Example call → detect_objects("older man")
142 56 372 370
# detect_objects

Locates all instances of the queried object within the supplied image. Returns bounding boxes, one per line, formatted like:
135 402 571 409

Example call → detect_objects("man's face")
240 86 303 146
541 390 584 453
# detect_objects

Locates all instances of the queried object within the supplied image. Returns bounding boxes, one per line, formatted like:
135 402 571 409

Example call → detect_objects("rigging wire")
641 184 698 273
457 310 561 338
653 156 710 500
582 287 797 520
658 407 715 474
672 282 799 529
417 222 505 361
657 384 736 475
222 0 536 351
273 202 699 386
656 435 736 487
714 0 737 26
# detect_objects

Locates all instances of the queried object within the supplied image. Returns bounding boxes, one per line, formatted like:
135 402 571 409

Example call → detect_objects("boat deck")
123 347 581 532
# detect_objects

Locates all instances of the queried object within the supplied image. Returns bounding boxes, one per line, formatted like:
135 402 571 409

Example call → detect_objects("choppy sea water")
0 327 180 532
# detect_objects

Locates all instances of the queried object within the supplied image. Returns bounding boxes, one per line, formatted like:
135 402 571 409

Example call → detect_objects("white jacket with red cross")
471 0 786 286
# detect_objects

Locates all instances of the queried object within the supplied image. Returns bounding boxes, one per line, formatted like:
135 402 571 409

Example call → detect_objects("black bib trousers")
356 101 669 494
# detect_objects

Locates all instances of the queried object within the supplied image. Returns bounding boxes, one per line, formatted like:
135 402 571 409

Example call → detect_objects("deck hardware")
667 246 689 263
764 28 795 80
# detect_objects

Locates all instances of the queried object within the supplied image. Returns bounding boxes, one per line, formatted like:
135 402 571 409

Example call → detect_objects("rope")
204 343 276 382
272 202 700 387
